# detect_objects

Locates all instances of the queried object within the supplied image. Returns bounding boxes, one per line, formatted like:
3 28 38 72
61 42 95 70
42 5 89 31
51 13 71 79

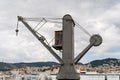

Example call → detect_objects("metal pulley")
90 34 102 46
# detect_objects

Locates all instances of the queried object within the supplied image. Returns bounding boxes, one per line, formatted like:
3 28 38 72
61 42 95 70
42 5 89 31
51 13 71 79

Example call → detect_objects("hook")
15 19 19 36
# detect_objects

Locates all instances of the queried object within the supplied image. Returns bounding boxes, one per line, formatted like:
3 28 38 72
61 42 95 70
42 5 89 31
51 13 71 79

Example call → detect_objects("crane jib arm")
17 16 63 64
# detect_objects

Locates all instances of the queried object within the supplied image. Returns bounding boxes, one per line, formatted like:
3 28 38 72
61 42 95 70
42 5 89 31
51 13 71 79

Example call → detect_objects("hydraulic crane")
16 14 102 80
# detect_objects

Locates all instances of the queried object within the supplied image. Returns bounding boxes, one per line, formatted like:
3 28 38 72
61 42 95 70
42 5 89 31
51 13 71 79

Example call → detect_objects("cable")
15 20 19 36
75 21 92 37
33 18 44 30
23 17 62 21
48 37 55 45
36 19 47 31
46 20 62 23
23 17 62 32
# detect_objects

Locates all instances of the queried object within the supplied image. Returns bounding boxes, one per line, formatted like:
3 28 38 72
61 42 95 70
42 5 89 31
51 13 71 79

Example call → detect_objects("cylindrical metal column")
57 14 80 80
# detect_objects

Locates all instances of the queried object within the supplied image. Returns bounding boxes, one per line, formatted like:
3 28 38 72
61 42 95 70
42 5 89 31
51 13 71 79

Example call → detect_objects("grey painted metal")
18 14 102 80
74 34 102 64
57 14 80 80
90 34 102 46
74 42 95 64
17 16 63 64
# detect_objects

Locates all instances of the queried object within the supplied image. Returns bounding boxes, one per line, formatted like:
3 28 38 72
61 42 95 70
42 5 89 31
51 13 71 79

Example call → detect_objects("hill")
0 62 59 71
86 58 120 67
0 58 120 71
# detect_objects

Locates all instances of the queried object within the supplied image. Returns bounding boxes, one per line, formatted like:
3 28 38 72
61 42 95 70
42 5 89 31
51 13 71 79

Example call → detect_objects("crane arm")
74 42 94 64
18 16 63 64
74 34 102 64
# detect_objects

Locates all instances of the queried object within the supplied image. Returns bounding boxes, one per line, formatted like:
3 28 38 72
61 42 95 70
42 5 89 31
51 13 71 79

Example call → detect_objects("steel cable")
75 21 92 37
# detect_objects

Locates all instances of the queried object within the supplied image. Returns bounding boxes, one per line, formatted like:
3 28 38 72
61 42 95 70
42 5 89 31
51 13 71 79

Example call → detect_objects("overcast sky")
0 0 120 63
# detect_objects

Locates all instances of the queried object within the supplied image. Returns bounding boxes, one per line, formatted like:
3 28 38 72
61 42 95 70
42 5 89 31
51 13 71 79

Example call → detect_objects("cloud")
0 0 120 63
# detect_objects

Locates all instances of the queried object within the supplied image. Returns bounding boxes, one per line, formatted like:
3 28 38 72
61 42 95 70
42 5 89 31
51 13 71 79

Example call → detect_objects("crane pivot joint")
17 16 23 21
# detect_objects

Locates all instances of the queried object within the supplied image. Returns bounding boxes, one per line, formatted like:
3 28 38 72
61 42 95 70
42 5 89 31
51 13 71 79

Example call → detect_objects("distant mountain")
76 62 83 65
86 58 120 67
0 58 120 71
0 62 17 71
0 62 59 71
14 62 59 68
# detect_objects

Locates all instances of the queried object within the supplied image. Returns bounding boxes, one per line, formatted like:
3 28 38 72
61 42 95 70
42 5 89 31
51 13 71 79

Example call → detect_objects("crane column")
57 14 80 80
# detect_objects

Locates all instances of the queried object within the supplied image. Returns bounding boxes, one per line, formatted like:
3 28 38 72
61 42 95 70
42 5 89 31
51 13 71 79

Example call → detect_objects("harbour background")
0 74 120 80
0 58 120 80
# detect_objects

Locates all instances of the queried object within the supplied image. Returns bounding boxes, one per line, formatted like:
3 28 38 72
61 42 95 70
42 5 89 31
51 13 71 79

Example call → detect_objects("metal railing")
0 74 120 80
